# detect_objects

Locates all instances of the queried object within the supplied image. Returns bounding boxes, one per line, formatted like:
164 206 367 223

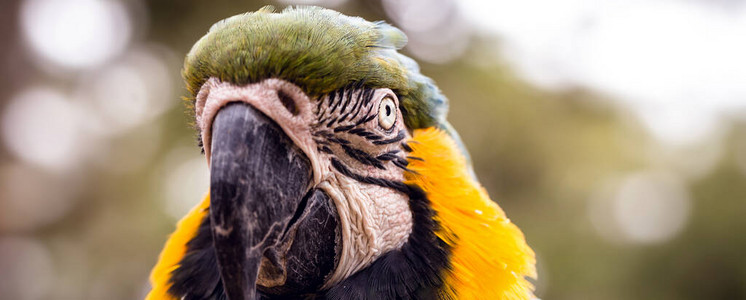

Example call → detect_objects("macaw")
147 6 535 300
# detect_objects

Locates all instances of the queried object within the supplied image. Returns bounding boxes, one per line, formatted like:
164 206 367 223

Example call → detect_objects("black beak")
209 103 313 300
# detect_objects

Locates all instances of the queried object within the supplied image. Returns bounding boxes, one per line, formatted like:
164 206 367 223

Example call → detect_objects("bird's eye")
378 97 397 130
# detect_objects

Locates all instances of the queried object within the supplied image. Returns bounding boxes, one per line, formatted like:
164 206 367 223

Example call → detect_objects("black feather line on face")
315 130 333 138
362 133 383 141
329 89 343 113
341 88 354 113
347 128 366 135
392 157 409 169
333 125 355 132
328 90 337 107
326 116 339 127
315 95 325 115
320 146 334 154
376 150 401 161
344 128 383 141
314 139 330 146
355 114 377 126
328 137 350 145
346 96 366 123
330 158 404 190
341 144 386 169
373 131 405 145
362 88 376 105
362 86 374 106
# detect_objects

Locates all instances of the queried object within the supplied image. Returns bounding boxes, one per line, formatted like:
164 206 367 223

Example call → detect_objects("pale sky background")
459 0 746 147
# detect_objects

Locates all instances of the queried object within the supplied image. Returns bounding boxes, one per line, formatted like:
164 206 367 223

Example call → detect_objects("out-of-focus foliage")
0 0 744 299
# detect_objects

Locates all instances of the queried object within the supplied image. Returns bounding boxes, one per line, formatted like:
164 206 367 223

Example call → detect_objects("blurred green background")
1 0 745 299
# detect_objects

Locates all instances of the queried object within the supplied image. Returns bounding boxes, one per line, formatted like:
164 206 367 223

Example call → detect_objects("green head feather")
183 5 448 131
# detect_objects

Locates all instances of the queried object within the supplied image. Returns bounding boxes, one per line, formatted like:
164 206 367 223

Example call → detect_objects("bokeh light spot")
382 0 469 63
383 0 452 33
20 0 132 71
590 171 692 245
1 86 83 171
91 65 150 128
76 46 177 136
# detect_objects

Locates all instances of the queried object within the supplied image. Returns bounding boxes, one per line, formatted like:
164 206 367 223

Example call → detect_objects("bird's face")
197 77 414 298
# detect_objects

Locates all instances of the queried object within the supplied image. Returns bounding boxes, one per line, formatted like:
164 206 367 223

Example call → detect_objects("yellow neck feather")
147 195 210 300
405 127 537 300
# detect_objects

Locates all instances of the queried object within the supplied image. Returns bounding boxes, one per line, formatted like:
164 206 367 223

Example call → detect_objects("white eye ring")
378 97 397 130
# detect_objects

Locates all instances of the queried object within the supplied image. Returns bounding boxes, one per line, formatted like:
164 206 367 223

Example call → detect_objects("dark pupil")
385 105 391 116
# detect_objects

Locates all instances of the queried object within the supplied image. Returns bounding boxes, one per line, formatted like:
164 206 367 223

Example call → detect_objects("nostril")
277 90 299 116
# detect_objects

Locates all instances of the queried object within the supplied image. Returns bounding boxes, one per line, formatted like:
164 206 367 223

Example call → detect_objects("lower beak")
209 102 312 300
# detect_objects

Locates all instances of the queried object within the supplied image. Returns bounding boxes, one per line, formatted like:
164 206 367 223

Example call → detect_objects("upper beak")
209 102 312 300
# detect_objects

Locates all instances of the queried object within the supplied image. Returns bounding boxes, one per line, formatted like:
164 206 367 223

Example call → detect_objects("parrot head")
148 6 536 300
